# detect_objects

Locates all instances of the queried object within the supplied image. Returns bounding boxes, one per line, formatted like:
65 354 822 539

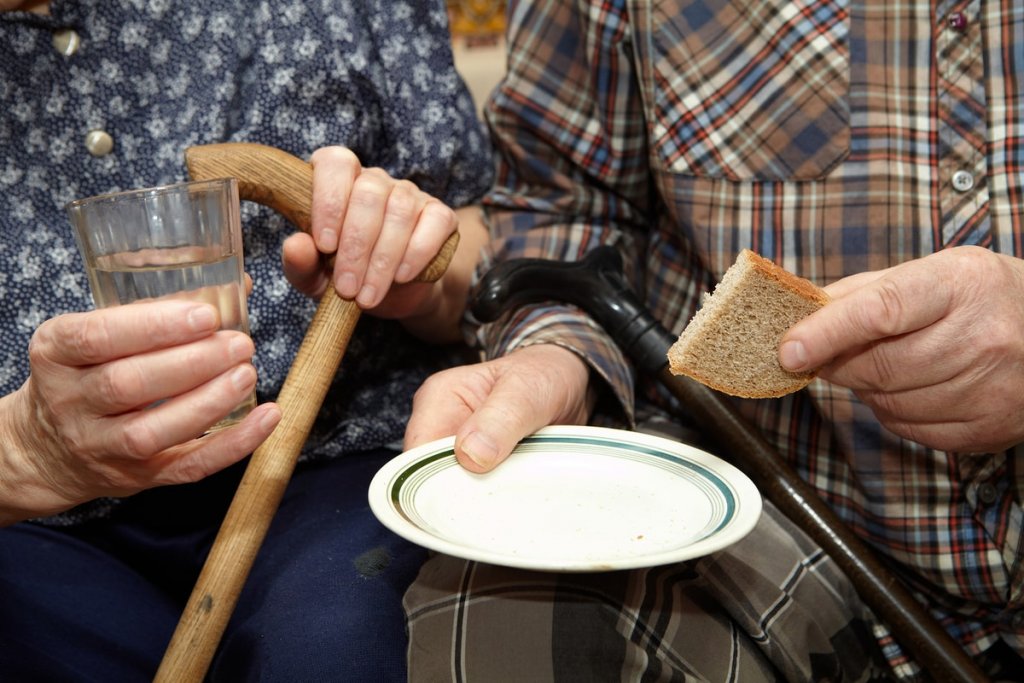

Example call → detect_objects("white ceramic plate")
368 425 762 572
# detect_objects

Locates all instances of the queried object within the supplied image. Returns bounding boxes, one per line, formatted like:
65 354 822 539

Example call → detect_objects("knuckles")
864 278 912 338
28 312 110 368
117 419 162 460
311 145 360 171
349 174 391 210
384 181 421 220
422 200 457 232
91 362 141 409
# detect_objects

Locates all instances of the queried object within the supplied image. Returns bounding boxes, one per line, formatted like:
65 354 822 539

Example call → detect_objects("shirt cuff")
471 302 636 427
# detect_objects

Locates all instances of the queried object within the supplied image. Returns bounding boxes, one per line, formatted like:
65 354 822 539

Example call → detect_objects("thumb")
780 267 952 372
281 232 328 299
453 380 551 474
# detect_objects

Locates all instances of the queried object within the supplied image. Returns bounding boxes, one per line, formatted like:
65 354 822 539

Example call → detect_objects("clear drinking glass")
66 178 255 432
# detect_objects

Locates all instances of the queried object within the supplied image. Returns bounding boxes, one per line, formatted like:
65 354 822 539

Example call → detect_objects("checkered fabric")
442 0 1023 677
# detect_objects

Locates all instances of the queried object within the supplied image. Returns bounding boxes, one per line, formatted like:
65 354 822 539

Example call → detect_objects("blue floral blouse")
0 0 493 523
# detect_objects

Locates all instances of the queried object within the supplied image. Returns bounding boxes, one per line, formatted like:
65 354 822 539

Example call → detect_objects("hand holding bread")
671 246 1024 453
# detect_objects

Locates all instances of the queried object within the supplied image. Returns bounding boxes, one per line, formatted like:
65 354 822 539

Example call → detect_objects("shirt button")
85 130 114 157
977 483 999 506
52 29 81 57
952 170 974 192
947 12 968 32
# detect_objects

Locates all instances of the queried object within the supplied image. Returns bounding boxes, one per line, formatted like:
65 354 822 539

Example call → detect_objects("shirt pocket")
648 0 851 181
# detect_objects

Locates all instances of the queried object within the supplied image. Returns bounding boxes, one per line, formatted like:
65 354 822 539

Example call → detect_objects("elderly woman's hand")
282 145 489 343
281 146 460 318
0 300 280 525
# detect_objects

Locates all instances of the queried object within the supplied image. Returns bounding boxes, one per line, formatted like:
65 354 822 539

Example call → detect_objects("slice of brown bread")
667 250 830 398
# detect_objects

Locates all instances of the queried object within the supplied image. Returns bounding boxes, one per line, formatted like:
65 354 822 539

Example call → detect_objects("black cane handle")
471 245 988 683
473 247 673 374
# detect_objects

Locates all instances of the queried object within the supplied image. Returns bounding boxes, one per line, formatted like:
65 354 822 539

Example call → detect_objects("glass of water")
66 178 255 432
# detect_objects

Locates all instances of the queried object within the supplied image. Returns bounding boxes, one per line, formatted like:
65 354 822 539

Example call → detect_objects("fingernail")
396 263 412 282
228 335 253 362
258 405 281 431
319 228 338 252
336 272 358 298
188 305 217 331
779 340 808 371
356 284 377 307
230 365 255 391
462 432 499 468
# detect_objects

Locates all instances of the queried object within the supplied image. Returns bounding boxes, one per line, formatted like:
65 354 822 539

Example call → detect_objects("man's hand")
404 344 594 472
780 246 1024 452
0 300 280 524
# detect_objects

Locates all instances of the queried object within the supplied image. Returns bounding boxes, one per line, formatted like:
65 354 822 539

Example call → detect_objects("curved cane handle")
155 142 458 683
185 142 458 281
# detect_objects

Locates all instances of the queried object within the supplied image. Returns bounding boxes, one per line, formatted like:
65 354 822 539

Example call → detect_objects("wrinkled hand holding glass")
67 178 255 432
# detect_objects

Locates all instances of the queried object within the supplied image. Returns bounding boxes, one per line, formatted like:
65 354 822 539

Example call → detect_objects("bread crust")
667 250 830 399
670 361 816 399
744 250 831 309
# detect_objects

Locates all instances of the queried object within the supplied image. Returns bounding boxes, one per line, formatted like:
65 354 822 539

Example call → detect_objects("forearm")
466 0 653 409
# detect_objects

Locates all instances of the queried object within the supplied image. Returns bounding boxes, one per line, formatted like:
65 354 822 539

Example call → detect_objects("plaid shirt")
471 0 1024 672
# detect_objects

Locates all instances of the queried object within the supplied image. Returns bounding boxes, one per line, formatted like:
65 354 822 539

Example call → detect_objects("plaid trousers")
405 498 898 682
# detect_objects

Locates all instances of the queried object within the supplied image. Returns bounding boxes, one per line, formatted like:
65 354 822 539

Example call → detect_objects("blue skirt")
0 450 426 682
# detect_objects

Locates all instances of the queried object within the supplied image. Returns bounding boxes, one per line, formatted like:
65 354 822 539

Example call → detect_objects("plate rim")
368 425 762 572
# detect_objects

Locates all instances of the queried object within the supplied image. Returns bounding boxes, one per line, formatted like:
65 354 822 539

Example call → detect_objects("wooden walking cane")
152 142 458 683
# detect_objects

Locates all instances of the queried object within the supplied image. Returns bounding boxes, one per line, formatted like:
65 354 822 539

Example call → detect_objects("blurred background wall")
448 0 507 115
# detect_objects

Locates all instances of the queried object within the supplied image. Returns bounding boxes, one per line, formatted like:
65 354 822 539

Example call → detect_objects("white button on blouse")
84 129 114 157
52 29 80 57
